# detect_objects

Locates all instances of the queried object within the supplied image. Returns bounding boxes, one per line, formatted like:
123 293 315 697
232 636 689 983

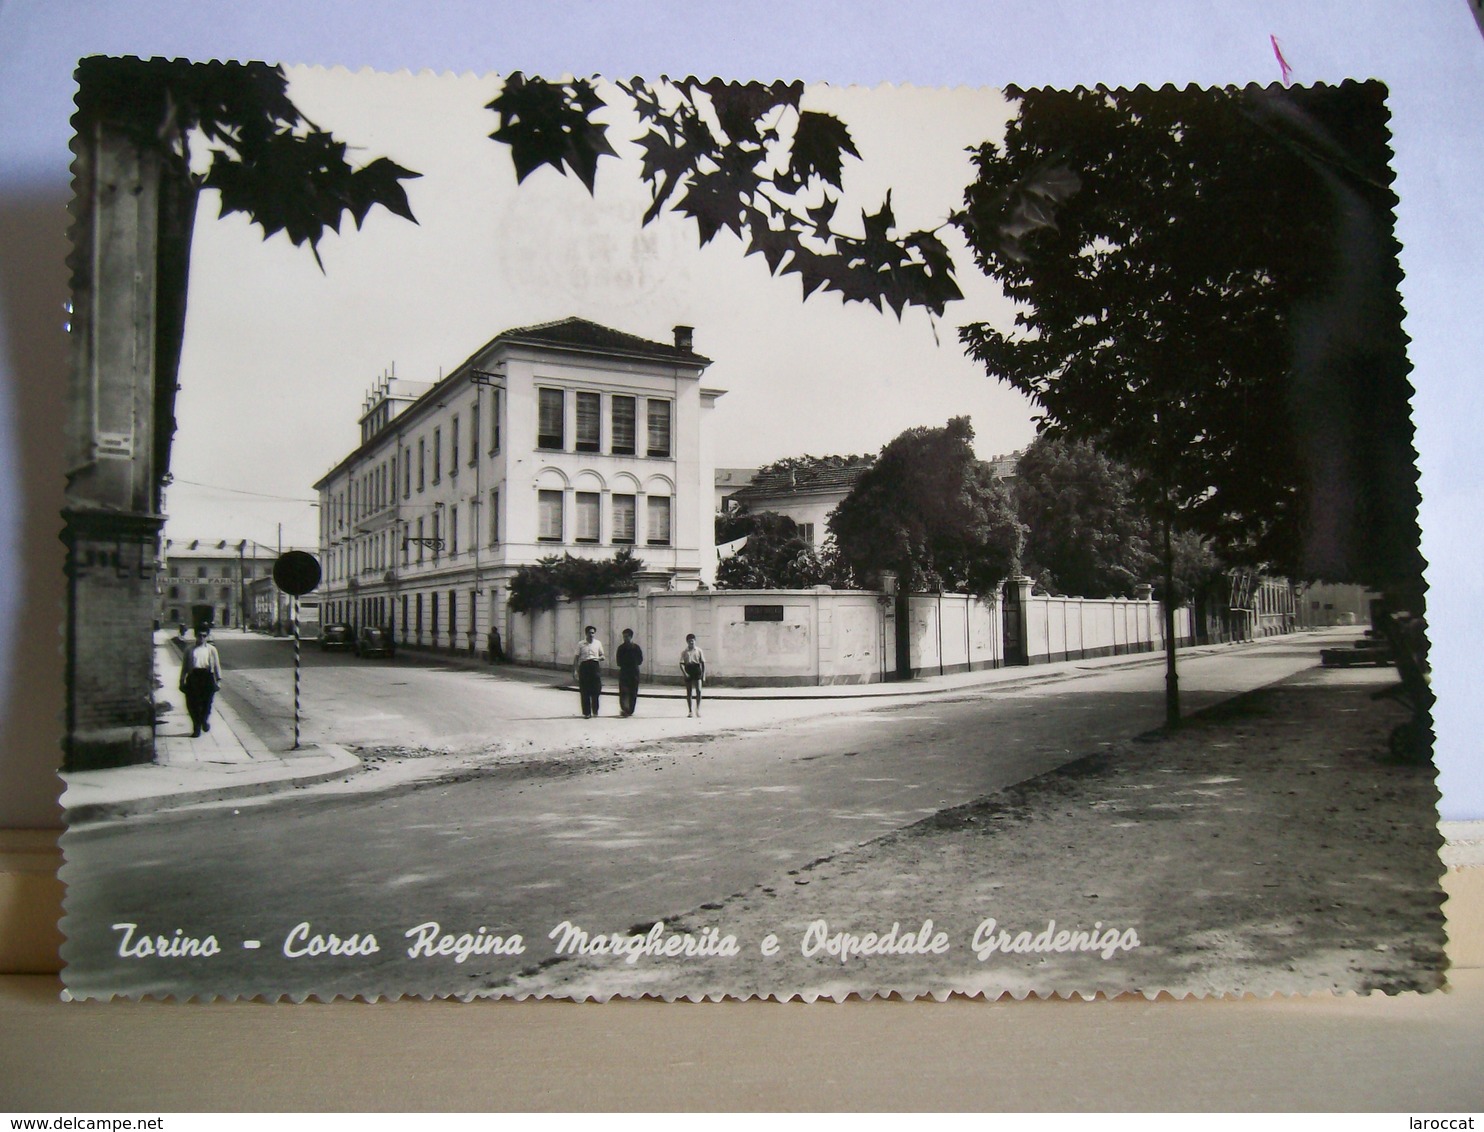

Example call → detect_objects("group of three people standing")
572 626 707 719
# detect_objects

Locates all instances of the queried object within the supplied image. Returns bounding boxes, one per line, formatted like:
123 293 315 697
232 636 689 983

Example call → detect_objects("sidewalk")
421 632 1307 700
59 633 359 824
59 628 1353 823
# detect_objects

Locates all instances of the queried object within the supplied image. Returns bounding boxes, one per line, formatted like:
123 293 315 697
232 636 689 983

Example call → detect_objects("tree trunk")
1162 511 1180 728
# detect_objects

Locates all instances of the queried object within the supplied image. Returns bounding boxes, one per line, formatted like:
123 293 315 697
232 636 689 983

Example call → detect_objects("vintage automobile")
355 625 396 659
320 623 353 652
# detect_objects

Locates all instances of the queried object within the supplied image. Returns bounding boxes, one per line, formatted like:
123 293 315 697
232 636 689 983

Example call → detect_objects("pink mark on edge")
1271 35 1294 87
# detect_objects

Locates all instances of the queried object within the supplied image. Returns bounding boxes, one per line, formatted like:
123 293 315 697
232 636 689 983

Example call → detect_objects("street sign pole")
272 550 322 754
293 594 302 750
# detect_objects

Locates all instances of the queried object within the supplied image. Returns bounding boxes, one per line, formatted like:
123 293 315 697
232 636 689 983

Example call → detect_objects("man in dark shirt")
616 628 644 717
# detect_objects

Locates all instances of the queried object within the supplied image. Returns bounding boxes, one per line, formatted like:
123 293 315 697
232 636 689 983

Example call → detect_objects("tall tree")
829 418 1022 676
1011 436 1154 599
952 82 1417 723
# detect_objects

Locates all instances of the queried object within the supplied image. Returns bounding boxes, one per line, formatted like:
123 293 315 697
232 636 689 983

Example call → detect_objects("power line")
170 477 318 504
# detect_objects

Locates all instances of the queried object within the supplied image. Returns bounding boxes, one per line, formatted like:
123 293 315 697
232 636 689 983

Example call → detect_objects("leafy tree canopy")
953 82 1418 591
487 76 962 317
76 57 420 266
1012 435 1154 599
828 417 1023 599
1013 435 1227 607
507 549 643 613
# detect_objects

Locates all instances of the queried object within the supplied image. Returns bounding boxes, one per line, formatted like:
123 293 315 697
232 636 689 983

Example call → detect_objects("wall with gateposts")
509 581 1197 687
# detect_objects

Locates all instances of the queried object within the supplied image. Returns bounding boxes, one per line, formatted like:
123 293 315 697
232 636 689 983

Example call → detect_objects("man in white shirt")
572 625 606 718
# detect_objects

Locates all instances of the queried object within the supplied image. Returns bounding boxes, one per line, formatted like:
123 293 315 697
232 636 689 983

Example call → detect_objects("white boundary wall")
510 587 1197 686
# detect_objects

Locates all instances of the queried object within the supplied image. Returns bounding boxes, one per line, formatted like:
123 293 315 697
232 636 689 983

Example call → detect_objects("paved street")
61 632 1342 999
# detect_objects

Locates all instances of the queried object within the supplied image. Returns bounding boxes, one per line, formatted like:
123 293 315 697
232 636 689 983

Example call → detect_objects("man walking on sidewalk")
616 628 644 717
178 627 223 738
573 625 606 718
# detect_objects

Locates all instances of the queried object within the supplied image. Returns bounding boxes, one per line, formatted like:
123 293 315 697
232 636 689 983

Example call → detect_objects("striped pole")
293 595 302 750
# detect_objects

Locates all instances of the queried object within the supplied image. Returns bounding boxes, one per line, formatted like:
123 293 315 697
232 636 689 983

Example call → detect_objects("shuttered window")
611 396 636 455
575 492 600 542
646 496 671 546
576 392 601 452
612 494 636 543
647 399 671 457
538 389 564 450
538 490 563 541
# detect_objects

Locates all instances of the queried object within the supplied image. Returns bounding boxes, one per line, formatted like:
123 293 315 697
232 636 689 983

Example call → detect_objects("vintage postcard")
57 60 1444 1002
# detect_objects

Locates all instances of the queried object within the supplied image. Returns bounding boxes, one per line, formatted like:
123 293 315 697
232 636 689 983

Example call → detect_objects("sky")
166 73 1034 551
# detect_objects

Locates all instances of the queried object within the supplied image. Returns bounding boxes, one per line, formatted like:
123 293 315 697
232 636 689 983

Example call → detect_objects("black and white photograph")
55 58 1447 1004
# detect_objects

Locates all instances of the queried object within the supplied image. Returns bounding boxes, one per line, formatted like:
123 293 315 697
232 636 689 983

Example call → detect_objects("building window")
576 392 601 452
169 585 180 599
450 505 459 556
418 438 426 492
450 416 460 474
492 388 502 452
198 566 208 579
798 522 816 544
403 448 411 498
469 402 480 466
612 494 636 544
647 496 672 546
448 590 458 640
611 396 635 455
538 388 564 450
416 517 425 563
431 592 440 640
538 489 564 541
433 427 442 483
575 492 600 543
415 592 424 636
647 399 671 457
432 512 441 560
489 488 500 545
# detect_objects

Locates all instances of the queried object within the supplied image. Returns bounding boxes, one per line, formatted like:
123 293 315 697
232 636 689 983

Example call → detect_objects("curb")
61 744 363 825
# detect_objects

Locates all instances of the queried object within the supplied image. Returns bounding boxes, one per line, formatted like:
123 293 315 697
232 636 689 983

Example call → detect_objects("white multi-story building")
313 318 723 653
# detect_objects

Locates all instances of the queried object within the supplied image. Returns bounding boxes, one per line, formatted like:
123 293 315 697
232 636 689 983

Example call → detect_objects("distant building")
156 539 281 631
724 449 1021 545
723 456 874 545
1295 582 1380 628
713 467 757 513
313 317 724 653
245 573 321 636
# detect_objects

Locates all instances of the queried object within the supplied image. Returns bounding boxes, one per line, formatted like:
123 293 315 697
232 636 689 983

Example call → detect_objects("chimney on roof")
673 325 694 352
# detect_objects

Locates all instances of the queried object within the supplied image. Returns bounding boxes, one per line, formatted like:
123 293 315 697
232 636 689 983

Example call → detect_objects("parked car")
355 625 395 659
320 623 353 652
